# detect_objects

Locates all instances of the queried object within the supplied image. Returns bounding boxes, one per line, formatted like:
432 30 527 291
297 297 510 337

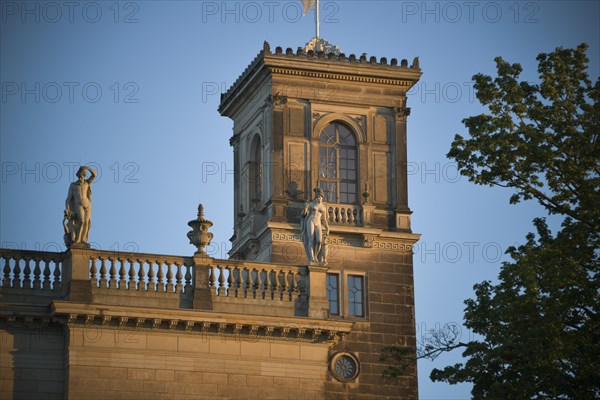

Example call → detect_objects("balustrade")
1 248 314 313
209 264 306 302
88 251 194 293
0 249 63 290
326 204 363 226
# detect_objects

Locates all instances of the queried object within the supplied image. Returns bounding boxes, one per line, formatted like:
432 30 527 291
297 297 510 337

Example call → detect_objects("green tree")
438 43 600 399
382 44 600 399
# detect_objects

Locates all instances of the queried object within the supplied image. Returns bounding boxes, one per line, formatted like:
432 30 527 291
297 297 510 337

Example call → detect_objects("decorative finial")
362 182 371 205
187 203 214 255
263 41 271 54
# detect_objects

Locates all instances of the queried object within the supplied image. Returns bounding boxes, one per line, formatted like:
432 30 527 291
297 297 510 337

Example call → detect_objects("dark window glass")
347 275 364 317
326 274 340 315
319 122 358 204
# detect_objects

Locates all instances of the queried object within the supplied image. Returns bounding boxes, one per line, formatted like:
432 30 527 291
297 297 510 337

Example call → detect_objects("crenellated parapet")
219 41 421 115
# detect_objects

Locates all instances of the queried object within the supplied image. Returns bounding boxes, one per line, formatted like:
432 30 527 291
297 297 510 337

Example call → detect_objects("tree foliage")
380 44 599 399
432 43 600 398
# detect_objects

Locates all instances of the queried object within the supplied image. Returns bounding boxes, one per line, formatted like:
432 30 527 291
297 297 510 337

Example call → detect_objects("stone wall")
66 328 330 400
0 323 64 400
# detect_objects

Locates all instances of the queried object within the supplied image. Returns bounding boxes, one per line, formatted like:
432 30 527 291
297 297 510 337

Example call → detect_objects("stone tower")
0 40 422 400
220 41 422 398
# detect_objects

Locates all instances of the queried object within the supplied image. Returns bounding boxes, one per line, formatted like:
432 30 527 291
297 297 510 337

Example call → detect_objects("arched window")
249 135 262 207
319 122 358 204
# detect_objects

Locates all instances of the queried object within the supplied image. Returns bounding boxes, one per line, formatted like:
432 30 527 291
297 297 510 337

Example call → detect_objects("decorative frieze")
272 231 413 251
270 68 415 87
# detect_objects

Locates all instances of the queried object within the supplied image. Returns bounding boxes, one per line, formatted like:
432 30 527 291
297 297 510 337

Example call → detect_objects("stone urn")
187 203 214 255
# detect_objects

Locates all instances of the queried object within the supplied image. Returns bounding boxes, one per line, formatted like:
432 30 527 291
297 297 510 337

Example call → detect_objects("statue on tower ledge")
300 187 330 264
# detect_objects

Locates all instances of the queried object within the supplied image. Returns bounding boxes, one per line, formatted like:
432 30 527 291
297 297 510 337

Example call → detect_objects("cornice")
49 301 353 344
219 41 422 116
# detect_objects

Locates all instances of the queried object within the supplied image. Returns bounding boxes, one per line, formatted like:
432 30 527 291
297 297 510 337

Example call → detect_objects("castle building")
0 40 421 399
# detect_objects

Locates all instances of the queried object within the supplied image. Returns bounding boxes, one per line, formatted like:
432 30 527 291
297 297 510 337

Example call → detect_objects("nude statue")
64 166 96 247
300 187 330 264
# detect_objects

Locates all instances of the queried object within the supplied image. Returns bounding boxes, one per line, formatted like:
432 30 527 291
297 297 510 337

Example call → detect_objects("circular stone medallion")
330 352 360 382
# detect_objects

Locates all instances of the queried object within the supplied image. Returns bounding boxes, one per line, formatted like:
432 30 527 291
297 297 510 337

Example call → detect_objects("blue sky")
1 1 598 398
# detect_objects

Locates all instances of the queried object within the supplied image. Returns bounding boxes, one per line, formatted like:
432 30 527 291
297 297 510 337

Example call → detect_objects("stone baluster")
175 262 183 293
22 257 31 288
208 266 215 291
278 270 287 301
108 258 117 288
148 261 156 291
12 259 21 288
157 262 165 291
98 257 107 288
90 257 98 287
287 271 295 301
242 268 249 298
232 267 240 297
166 262 174 292
294 272 303 298
127 258 136 290
226 266 233 296
251 268 258 298
217 265 226 296
42 260 51 289
269 269 277 300
33 258 41 289
184 264 192 290
260 269 268 299
138 259 146 291
273 269 280 300
118 258 127 289
2 257 10 287
52 259 61 290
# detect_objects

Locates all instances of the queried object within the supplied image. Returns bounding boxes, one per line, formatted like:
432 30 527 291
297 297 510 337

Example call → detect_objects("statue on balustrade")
64 166 96 248
300 187 330 264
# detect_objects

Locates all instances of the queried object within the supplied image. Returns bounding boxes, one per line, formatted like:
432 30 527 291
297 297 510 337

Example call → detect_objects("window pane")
326 274 339 315
319 122 359 205
321 127 336 144
348 276 364 317
320 181 337 203
338 124 354 145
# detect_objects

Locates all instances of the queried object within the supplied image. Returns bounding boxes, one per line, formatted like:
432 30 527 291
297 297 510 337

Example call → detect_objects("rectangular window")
347 275 364 317
326 273 340 315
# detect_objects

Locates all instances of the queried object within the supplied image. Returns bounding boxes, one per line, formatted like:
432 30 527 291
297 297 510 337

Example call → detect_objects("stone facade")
1 41 421 399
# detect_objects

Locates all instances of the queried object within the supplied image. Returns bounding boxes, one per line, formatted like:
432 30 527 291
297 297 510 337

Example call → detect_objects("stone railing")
326 204 363 226
88 251 194 293
210 262 305 301
0 249 64 291
0 248 329 318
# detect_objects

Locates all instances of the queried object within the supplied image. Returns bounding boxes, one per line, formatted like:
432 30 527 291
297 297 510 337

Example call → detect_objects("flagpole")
315 0 320 40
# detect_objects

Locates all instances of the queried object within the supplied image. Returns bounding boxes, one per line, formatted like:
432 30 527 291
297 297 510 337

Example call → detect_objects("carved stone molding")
394 106 411 121
272 231 414 251
48 302 353 344
266 93 288 110
270 68 415 87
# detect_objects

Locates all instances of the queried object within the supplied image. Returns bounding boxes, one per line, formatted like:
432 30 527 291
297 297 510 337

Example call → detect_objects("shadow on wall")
1 324 65 400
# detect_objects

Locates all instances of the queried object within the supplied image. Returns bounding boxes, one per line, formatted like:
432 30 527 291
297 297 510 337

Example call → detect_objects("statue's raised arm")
64 165 96 248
